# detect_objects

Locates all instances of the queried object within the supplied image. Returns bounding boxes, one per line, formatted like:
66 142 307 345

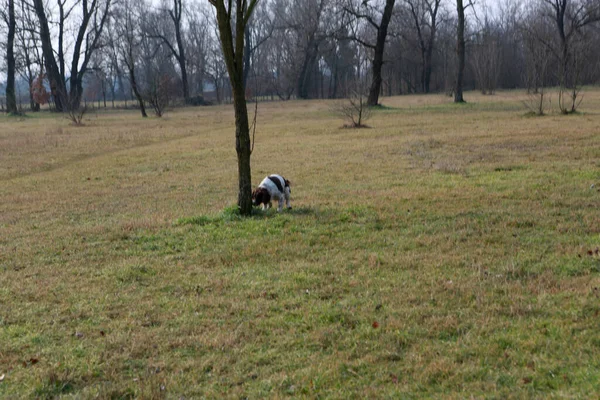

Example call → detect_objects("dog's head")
252 187 270 206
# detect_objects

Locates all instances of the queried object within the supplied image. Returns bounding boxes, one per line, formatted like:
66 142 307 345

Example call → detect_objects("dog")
252 174 292 211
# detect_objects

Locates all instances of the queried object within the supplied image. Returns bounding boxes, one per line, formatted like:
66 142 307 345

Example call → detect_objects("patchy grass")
1 90 600 398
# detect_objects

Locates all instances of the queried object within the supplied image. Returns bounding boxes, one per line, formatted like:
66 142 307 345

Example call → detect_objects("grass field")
1 90 600 398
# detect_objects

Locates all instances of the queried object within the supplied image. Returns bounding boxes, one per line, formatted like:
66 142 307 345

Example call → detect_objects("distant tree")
541 0 600 113
4 0 18 114
185 3 210 98
15 0 43 111
344 0 397 106
331 84 372 127
471 21 501 94
454 0 469 103
145 74 176 117
32 0 112 113
403 0 442 93
208 0 260 215
149 0 191 103
114 0 148 117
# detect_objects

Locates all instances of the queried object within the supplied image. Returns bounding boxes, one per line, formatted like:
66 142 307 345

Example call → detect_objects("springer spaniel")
252 174 292 211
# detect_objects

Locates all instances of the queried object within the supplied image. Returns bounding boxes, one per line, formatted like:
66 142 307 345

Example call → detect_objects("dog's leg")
267 202 272 209
277 197 284 212
285 187 292 209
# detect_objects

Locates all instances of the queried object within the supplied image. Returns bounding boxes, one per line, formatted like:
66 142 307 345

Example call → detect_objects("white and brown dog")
252 174 292 211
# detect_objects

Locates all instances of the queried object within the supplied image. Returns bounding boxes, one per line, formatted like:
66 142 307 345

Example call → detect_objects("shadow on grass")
174 205 320 226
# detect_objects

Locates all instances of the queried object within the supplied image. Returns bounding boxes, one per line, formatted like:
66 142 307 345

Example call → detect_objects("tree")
208 0 259 215
344 0 397 106
471 17 501 94
32 0 111 113
454 0 468 102
150 0 191 103
114 0 148 117
522 15 552 115
404 0 442 93
541 0 600 113
331 84 372 127
4 0 18 114
15 0 44 111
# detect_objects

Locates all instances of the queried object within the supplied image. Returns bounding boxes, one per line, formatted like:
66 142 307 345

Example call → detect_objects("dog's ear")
285 179 291 187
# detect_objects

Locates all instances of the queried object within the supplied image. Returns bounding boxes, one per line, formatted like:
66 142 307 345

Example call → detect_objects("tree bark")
33 0 66 111
367 0 396 106
171 0 190 103
297 41 318 99
211 0 259 215
454 0 466 103
6 0 17 114
128 64 148 117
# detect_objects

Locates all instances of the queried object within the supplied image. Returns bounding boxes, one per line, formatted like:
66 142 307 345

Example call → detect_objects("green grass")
1 89 600 398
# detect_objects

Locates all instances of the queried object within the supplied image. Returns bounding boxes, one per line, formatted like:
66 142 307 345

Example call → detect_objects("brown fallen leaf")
372 321 379 329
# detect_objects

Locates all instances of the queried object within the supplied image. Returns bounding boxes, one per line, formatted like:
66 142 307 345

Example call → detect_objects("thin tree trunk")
128 65 147 117
6 0 18 114
454 0 466 103
424 46 433 93
33 0 66 111
297 42 318 99
212 0 258 215
367 0 395 106
233 86 252 214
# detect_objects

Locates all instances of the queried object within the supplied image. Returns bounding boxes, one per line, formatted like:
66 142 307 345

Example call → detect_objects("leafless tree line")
2 0 600 115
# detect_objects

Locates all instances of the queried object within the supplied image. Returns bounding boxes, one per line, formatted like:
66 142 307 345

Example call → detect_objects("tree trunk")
128 65 147 117
176 48 189 104
212 0 258 216
33 0 66 111
6 0 18 114
297 42 318 99
454 0 466 103
243 24 252 89
367 0 395 106
424 46 433 93
233 86 253 215
169 0 190 104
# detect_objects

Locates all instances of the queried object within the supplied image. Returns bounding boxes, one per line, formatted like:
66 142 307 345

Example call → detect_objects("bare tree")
3 0 18 114
208 0 259 215
471 17 502 95
331 83 372 127
523 40 551 114
243 0 275 91
145 73 177 116
403 0 442 93
454 0 470 103
186 3 211 100
15 0 43 111
344 0 397 106
149 0 191 103
541 0 600 113
32 0 112 113
114 0 148 117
